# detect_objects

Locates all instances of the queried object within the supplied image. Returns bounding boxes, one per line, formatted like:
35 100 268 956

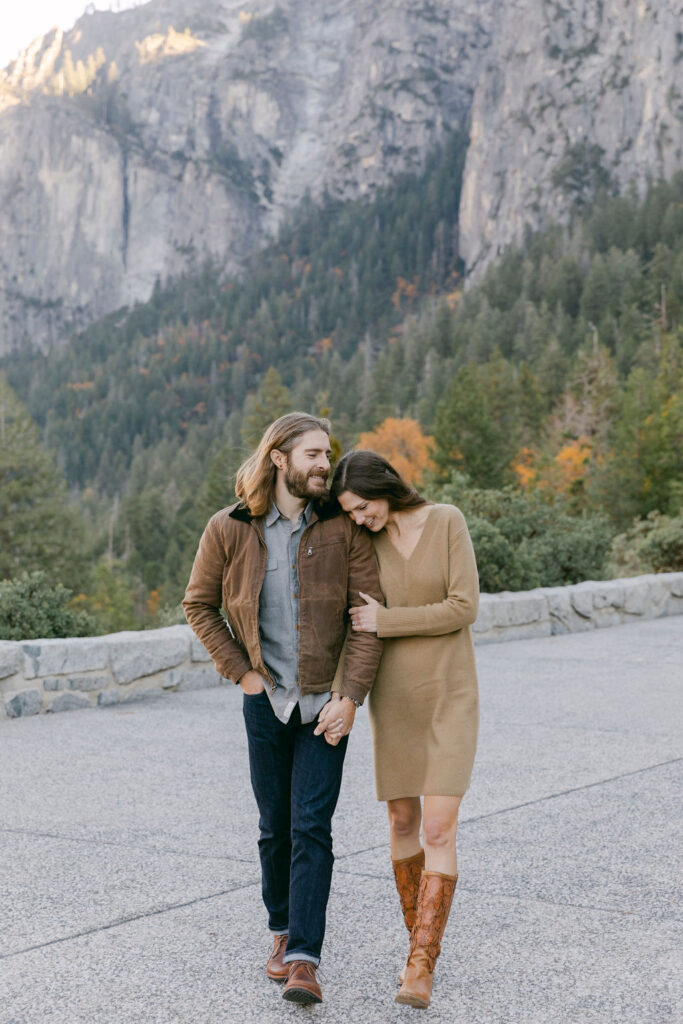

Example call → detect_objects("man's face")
283 429 332 500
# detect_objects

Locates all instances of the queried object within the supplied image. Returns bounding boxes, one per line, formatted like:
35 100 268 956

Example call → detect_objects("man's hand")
314 694 356 745
349 591 381 633
239 669 266 695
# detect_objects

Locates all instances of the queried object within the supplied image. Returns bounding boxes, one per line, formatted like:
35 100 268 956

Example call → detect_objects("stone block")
538 587 592 635
98 690 120 707
0 642 20 680
106 629 189 685
472 600 494 632
473 620 551 644
670 575 683 598
178 667 223 691
593 610 623 629
4 689 43 717
569 587 594 619
22 637 108 679
162 668 183 689
592 585 624 609
645 579 672 615
190 635 212 662
48 692 91 713
621 579 651 616
487 592 547 628
121 688 164 704
66 674 110 692
43 678 64 691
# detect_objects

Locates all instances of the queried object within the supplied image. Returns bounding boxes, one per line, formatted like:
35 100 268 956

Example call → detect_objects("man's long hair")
235 412 331 517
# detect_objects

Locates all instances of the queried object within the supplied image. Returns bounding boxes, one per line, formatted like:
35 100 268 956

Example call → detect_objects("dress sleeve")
375 508 479 638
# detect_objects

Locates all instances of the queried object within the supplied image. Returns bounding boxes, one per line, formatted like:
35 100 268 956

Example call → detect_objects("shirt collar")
265 501 313 528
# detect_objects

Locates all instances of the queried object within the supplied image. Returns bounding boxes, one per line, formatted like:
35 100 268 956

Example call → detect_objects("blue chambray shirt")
258 502 331 724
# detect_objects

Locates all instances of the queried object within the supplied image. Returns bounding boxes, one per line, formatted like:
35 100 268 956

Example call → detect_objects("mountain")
0 0 680 354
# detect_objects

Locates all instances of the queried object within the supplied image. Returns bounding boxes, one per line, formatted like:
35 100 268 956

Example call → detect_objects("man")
183 412 383 1005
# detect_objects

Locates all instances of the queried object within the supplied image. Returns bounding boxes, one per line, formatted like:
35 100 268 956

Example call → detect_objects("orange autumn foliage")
554 437 592 488
357 418 435 486
511 436 592 495
511 446 537 489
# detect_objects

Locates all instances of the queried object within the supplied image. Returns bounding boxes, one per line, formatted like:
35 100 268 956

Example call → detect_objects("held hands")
349 591 381 633
314 694 356 746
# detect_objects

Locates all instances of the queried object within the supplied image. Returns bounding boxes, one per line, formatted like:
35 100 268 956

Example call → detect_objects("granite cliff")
0 0 680 353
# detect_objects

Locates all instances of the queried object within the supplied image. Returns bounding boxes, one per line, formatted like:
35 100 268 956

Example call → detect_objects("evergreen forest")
1 132 682 636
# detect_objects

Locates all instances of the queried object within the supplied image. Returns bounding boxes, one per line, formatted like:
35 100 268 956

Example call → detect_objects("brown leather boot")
392 849 425 932
395 870 458 1009
393 849 425 984
266 933 289 982
282 961 323 1004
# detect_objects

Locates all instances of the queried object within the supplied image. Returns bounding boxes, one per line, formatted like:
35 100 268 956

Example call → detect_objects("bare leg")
387 796 422 860
421 794 462 876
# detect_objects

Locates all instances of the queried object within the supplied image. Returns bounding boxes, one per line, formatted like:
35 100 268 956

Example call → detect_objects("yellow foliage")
511 446 537 489
357 417 435 486
445 288 462 311
555 436 592 487
391 276 419 310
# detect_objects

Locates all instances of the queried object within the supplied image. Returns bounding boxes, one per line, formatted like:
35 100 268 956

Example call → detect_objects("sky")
1 1 141 70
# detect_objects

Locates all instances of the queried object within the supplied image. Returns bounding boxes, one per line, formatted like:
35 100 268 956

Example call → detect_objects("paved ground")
0 616 681 1024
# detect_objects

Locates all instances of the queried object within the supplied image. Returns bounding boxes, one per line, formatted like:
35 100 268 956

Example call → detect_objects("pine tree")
240 367 293 448
0 376 87 588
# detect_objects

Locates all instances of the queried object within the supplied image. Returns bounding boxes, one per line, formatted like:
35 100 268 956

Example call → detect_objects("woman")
330 450 479 1010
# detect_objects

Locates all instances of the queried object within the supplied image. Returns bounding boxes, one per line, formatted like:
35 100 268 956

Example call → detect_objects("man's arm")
182 515 252 683
334 523 384 705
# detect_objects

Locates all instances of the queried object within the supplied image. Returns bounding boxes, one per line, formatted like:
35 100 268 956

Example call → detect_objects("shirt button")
295 624 299 630
293 593 298 599
291 563 295 569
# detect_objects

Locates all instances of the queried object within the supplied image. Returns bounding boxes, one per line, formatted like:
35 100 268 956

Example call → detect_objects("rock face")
459 0 683 276
0 0 491 352
0 0 680 353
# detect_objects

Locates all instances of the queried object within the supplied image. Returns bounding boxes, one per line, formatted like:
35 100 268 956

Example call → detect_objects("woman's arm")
375 512 479 638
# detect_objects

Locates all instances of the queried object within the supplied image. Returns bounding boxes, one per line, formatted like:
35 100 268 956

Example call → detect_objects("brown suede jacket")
182 500 384 705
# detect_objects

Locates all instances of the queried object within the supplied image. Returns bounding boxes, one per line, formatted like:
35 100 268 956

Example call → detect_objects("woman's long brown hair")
330 450 428 510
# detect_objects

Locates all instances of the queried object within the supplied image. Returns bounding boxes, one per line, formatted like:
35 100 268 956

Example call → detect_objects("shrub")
424 471 614 591
0 571 97 641
606 510 683 576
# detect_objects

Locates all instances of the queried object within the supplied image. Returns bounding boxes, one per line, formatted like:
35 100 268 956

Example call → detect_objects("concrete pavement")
1 616 681 1023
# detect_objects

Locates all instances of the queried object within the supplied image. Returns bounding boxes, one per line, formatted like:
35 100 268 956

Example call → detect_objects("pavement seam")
335 756 682 861
0 879 262 961
332 869 675 921
0 825 257 864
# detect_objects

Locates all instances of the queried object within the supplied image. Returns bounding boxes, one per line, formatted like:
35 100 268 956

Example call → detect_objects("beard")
285 463 329 500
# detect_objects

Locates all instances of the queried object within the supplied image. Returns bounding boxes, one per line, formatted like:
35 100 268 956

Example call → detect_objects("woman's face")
337 490 390 531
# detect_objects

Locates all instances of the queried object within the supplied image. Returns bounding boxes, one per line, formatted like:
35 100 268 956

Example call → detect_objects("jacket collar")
228 497 340 524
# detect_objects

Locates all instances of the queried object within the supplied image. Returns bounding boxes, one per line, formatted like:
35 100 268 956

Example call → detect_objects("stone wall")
472 572 683 643
0 625 224 719
2 573 681 719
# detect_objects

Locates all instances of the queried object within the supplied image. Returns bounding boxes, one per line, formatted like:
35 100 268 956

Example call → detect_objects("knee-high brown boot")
392 849 425 986
395 870 457 1009
392 849 425 932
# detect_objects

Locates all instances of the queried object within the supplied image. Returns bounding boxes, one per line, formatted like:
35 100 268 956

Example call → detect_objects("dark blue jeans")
242 690 348 964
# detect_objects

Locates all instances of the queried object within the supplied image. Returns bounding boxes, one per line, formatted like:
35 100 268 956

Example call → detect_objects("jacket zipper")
251 519 277 694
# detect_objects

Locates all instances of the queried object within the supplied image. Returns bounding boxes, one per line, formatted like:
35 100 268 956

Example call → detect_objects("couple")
182 412 479 1010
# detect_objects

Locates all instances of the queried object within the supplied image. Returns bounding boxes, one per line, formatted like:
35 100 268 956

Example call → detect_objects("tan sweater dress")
369 503 479 801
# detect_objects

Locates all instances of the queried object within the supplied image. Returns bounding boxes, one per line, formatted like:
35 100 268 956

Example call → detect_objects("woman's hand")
349 591 380 633
314 694 356 745
239 669 266 695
